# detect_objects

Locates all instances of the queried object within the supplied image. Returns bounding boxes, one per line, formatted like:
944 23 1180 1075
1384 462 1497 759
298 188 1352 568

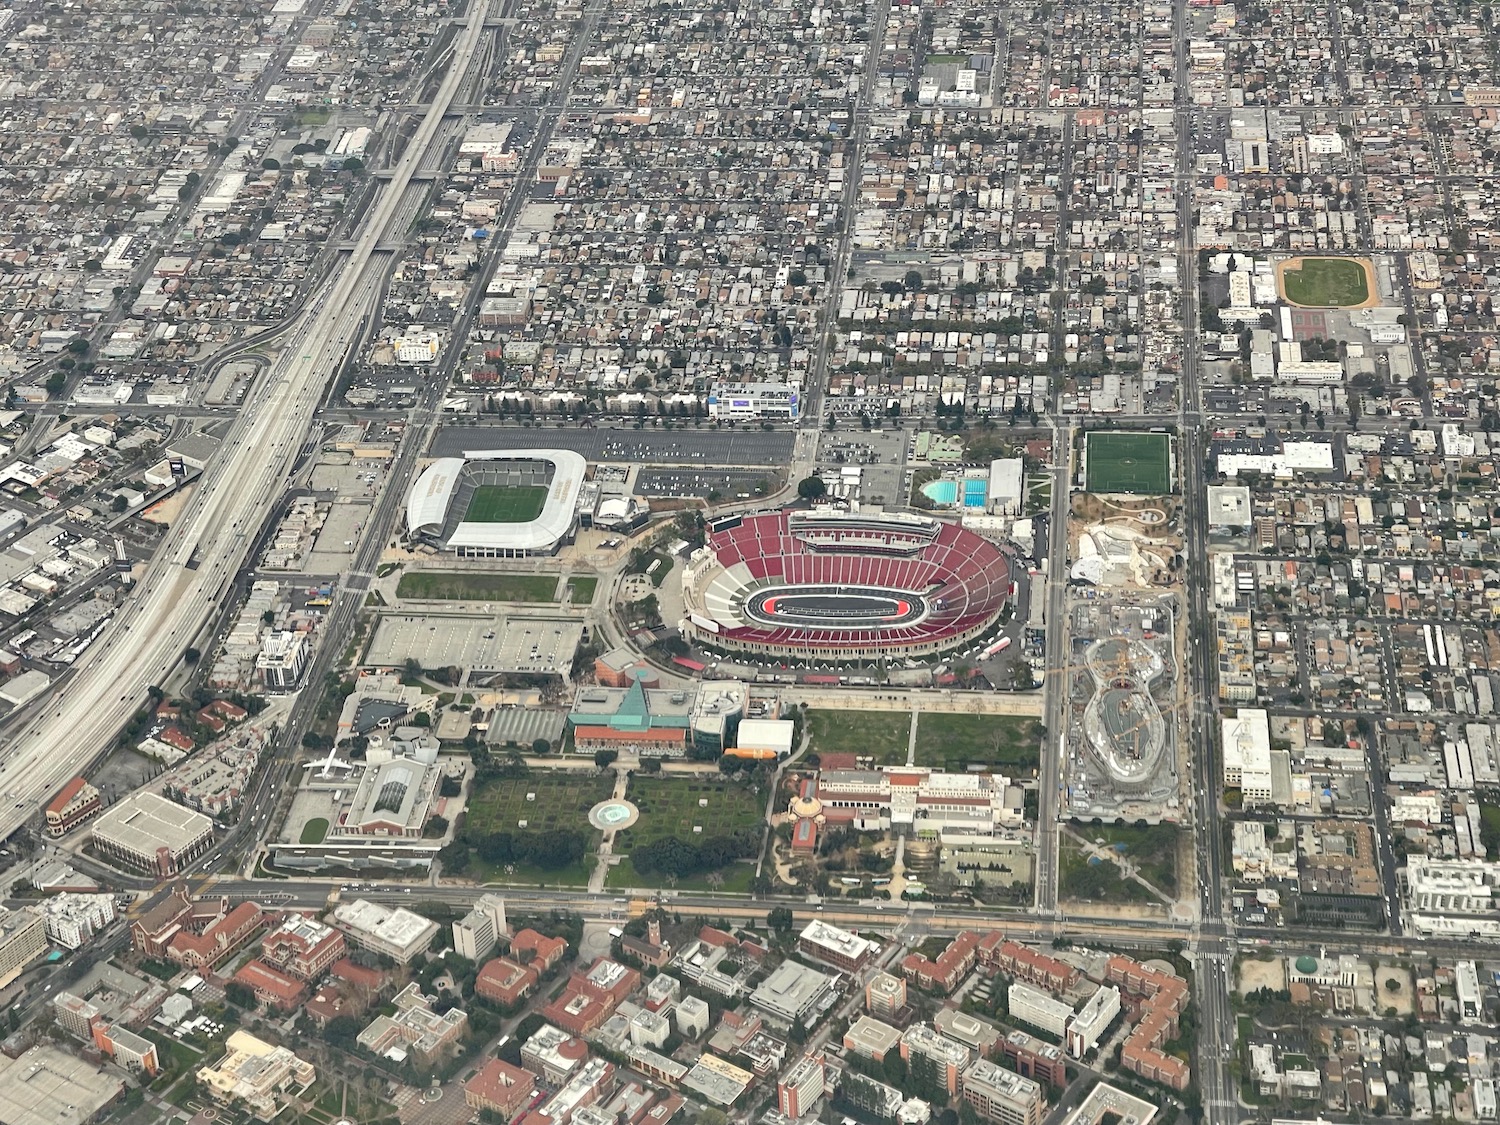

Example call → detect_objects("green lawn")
395 570 558 602
1077 822 1180 895
606 856 757 892
464 484 549 524
467 771 614 835
300 817 329 844
806 708 911 764
615 776 765 855
1058 837 1158 904
1085 431 1171 494
913 713 1042 775
474 857 594 887
1281 256 1370 307
1476 802 1500 859
566 576 598 603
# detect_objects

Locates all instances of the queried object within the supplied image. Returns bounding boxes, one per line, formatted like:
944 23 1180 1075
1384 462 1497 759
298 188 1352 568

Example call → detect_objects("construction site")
1061 597 1183 824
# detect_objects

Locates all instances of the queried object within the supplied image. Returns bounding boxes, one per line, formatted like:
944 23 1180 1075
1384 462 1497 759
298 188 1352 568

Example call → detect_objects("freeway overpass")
0 1 494 842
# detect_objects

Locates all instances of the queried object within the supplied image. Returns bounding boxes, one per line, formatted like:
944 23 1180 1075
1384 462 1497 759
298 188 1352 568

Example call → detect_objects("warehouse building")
91 792 214 876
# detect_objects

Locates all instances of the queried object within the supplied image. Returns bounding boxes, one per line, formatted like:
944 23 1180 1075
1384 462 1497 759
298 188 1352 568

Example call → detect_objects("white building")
1222 708 1273 804
1066 986 1120 1058
1456 961 1483 1023
1007 983 1073 1038
393 328 442 367
1404 859 1500 939
987 458 1024 516
707 381 800 421
39 893 117 950
330 900 438 964
453 894 507 962
257 631 310 692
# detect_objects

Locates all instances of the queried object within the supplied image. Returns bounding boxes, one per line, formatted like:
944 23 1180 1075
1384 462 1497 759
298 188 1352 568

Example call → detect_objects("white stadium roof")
406 448 586 552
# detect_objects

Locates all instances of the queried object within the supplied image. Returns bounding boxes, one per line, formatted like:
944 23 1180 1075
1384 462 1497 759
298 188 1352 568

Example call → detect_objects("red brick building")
901 930 979 994
465 1057 538 1119
260 915 346 980
44 777 102 837
478 956 541 1007
130 884 195 957
981 938 1078 993
542 958 640 1037
232 960 307 1011
166 901 268 970
998 1030 1068 1088
512 928 568 971
1106 955 1191 1092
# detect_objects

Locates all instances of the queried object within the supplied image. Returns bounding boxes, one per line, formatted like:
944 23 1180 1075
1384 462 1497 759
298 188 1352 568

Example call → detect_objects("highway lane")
1035 427 1072 914
1172 3 1239 1122
0 0 495 842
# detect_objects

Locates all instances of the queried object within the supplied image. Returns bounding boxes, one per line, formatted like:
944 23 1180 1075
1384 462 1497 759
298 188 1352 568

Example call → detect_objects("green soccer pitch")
1084 431 1172 494
463 484 548 523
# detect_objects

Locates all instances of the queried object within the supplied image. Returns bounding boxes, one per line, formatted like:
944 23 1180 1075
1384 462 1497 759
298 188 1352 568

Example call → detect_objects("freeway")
0 0 495 843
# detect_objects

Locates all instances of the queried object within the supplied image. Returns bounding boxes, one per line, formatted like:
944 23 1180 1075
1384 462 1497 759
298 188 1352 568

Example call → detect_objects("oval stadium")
682 509 1013 659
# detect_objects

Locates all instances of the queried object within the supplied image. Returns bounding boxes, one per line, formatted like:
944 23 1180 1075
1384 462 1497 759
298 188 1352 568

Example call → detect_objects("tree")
224 981 256 1009
111 494 129 513
767 907 795 932
183 646 201 665
593 749 618 769
903 269 925 292
797 475 827 502
531 738 552 756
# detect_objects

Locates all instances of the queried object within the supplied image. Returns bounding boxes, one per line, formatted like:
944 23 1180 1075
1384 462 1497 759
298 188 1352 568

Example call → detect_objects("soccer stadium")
682 509 1013 659
405 449 585 557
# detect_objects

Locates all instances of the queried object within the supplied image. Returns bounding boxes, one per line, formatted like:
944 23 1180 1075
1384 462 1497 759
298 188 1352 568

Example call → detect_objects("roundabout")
588 799 640 832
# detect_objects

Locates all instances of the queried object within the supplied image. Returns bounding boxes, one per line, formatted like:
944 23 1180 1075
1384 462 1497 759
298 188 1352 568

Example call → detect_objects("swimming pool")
921 478 989 509
922 479 959 504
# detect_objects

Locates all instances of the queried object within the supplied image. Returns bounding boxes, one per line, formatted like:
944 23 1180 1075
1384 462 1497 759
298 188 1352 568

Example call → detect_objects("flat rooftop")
92 791 213 854
0 1045 123 1125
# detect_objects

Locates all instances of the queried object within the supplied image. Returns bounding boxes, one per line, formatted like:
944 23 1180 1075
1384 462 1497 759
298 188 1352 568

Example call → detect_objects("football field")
464 484 548 523
1084 431 1172 494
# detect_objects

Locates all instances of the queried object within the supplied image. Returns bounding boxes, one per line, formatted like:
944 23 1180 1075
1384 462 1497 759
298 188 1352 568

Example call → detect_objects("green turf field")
464 484 548 523
1085 431 1171 494
1280 256 1371 307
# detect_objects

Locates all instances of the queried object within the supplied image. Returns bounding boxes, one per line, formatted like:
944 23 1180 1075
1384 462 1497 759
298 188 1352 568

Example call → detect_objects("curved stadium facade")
405 449 585 557
682 509 1012 659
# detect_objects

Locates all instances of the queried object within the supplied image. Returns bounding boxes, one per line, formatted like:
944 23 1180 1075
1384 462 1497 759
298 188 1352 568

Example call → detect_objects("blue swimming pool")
922 479 959 504
921 478 989 509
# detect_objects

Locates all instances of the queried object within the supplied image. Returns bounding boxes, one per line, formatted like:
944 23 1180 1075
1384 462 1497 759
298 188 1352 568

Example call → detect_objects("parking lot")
430 424 796 467
816 426 912 506
636 468 779 500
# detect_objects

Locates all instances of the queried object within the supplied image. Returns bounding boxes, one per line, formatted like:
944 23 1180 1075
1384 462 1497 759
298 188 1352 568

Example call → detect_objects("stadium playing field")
464 484 548 523
1085 431 1172 494
1278 256 1372 308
